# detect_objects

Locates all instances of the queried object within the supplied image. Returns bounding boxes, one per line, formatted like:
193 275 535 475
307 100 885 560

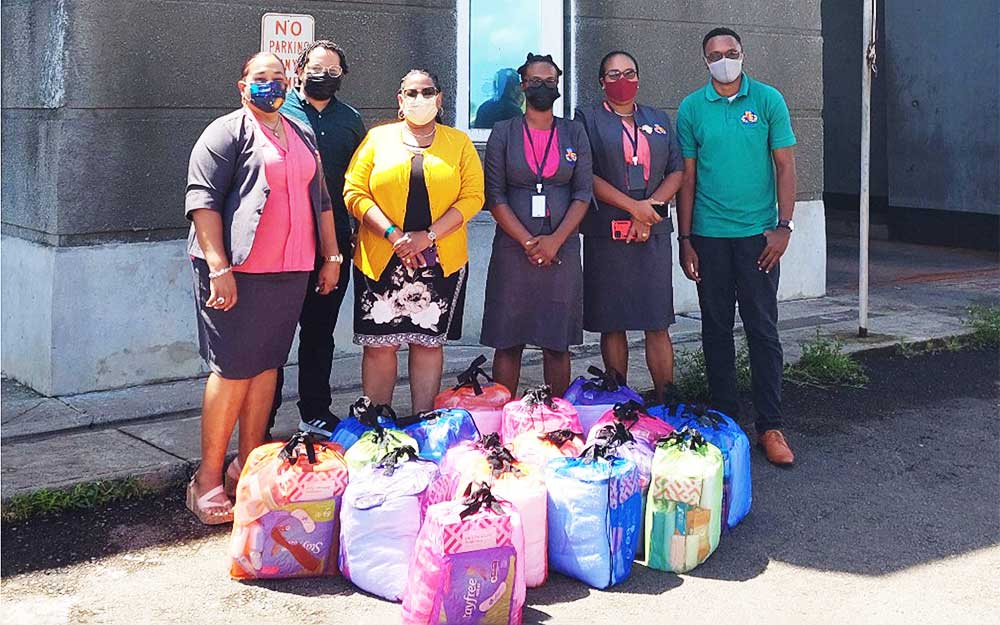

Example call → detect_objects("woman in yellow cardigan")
344 69 485 412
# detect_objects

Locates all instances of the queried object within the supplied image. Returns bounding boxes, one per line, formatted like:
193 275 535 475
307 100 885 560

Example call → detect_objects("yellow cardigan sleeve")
452 134 486 223
343 130 377 220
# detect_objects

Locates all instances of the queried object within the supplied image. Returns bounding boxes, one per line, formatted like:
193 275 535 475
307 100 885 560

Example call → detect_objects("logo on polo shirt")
741 110 759 125
565 147 578 163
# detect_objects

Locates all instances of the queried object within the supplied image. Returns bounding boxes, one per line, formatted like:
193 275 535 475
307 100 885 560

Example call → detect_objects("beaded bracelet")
208 266 233 280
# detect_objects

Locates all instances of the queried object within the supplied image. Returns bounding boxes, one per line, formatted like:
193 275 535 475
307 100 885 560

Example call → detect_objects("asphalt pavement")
3 345 998 625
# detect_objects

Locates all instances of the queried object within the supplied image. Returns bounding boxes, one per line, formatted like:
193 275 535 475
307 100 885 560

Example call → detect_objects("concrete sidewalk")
2 235 997 501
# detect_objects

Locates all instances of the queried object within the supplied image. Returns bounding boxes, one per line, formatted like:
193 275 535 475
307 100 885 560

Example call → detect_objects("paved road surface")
2 346 999 625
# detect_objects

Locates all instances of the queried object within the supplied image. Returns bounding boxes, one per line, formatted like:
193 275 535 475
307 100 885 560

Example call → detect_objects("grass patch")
2 478 153 523
964 305 1000 348
674 339 751 402
784 331 869 389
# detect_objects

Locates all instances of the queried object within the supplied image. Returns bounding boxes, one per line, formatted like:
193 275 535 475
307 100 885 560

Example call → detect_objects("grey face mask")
707 57 743 84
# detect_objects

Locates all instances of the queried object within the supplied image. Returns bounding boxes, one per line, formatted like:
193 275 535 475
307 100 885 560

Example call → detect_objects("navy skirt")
192 258 309 379
583 234 675 332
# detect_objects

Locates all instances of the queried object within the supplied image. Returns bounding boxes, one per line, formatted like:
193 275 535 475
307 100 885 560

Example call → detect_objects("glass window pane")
469 0 540 130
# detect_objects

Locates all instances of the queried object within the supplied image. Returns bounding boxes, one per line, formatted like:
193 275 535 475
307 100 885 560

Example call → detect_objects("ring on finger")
215 297 225 304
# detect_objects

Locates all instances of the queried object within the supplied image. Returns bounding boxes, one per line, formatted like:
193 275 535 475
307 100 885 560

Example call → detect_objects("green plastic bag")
344 425 418 474
644 428 724 573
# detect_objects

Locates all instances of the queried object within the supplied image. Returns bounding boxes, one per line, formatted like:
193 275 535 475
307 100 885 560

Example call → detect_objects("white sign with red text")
260 13 315 83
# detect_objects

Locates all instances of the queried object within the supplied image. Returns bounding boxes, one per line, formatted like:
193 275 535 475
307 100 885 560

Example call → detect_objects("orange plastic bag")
433 355 511 436
229 433 348 579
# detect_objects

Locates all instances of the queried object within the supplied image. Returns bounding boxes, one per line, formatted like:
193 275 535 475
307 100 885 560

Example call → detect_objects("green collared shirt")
281 89 366 241
677 74 796 238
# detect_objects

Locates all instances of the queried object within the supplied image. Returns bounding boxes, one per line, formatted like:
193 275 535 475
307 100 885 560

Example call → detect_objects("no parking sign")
261 12 315 83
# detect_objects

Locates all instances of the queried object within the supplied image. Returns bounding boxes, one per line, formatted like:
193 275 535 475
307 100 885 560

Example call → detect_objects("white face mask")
403 95 438 125
707 56 743 84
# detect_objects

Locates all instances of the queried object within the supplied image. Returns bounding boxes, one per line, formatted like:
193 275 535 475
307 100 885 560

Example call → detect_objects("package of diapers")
507 429 584 473
586 400 674 450
398 408 480 463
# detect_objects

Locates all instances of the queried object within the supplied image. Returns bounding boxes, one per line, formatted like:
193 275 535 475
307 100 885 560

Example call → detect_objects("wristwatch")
426 228 438 243
324 254 344 264
777 219 794 232
677 234 692 242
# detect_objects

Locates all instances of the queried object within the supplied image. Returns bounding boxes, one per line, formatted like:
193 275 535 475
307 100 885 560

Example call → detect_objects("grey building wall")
2 0 458 247
883 1 999 216
821 0 888 202
2 0 827 396
822 0 999 227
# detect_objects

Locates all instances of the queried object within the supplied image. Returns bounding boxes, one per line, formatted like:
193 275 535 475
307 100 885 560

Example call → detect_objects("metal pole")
859 0 875 338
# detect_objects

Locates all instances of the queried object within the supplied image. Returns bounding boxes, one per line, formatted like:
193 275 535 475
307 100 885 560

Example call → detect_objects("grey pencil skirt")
192 258 309 380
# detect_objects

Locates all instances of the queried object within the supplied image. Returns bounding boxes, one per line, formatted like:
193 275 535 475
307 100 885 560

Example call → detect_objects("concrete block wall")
2 0 826 396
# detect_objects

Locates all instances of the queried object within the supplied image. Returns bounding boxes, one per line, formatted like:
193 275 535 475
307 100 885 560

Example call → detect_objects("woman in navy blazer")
574 51 684 403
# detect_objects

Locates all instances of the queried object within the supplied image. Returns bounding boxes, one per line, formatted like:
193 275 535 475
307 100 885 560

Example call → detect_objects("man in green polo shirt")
676 27 798 466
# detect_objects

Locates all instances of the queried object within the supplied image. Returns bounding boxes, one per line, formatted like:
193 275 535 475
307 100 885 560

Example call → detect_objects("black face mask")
524 84 560 111
303 74 341 100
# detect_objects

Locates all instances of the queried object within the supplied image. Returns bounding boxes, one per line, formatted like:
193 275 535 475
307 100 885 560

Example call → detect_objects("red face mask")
603 77 639 104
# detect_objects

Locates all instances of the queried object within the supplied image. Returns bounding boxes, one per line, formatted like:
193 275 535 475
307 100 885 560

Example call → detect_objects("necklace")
404 123 437 139
607 101 636 118
263 117 282 134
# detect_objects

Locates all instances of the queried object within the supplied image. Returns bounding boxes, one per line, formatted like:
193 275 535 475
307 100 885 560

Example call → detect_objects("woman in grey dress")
574 50 684 403
480 53 593 396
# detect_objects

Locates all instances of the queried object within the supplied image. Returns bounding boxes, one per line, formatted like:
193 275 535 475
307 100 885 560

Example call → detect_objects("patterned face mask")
247 80 286 112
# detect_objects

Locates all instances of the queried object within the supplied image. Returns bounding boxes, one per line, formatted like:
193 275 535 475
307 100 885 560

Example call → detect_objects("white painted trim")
455 0 566 142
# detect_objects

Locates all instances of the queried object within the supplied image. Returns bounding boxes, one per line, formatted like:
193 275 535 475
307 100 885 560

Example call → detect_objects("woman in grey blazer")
574 51 684 403
184 53 342 524
480 54 593 396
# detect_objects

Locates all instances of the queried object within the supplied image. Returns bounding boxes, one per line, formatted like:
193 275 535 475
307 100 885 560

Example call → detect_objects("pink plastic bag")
402 484 527 625
587 401 674 450
501 386 582 444
508 429 585 473
430 434 505 505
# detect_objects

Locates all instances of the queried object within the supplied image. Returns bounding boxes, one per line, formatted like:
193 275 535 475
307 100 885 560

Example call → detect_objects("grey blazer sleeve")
484 120 510 209
568 121 594 204
184 117 237 218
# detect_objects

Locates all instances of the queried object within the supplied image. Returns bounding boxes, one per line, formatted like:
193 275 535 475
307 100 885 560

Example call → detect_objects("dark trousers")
269 246 352 431
692 234 783 433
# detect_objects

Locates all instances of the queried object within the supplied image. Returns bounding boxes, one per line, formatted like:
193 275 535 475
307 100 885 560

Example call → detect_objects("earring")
398 109 405 120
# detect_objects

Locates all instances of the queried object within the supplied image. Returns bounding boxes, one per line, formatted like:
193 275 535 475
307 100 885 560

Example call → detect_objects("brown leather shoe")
757 430 795 466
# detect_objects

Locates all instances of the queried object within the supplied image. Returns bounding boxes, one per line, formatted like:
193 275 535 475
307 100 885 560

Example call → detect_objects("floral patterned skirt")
353 255 467 348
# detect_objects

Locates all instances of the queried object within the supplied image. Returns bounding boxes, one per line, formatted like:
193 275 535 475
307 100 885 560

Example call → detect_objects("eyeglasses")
400 87 440 99
524 77 559 89
306 66 343 78
705 50 742 63
602 69 638 82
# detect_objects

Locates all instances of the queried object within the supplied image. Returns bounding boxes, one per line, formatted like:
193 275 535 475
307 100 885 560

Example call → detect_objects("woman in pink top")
183 53 342 524
480 54 594 397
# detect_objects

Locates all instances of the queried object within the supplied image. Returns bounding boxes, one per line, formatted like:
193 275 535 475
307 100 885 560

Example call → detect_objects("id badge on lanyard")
532 185 547 218
624 119 645 192
525 119 557 219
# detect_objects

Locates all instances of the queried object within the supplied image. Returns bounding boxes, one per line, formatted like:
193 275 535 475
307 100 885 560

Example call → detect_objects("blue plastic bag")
647 403 752 529
545 442 643 589
563 366 644 434
329 397 397 454
396 408 480 463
